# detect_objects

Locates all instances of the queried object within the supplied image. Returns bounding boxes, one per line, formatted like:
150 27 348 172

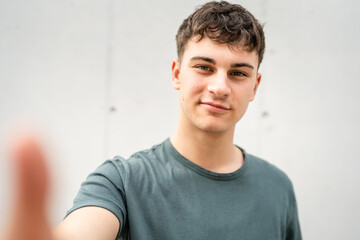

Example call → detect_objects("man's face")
172 37 261 135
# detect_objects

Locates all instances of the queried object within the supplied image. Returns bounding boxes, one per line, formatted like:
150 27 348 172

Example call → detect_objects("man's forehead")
185 36 255 54
182 36 259 66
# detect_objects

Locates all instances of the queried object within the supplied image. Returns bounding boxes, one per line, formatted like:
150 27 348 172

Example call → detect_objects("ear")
250 73 262 102
171 59 181 90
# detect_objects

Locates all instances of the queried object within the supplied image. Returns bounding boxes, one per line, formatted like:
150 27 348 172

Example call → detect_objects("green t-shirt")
67 139 302 240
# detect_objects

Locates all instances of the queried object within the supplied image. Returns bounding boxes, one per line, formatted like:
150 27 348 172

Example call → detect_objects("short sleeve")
65 156 128 237
286 187 302 240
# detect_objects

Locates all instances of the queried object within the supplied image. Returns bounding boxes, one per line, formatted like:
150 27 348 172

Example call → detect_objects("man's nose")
207 71 231 97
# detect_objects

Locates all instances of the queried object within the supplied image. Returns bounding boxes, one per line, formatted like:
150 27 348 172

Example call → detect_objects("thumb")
2 136 52 240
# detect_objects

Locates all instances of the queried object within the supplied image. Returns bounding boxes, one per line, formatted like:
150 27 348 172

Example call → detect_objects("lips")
200 101 230 112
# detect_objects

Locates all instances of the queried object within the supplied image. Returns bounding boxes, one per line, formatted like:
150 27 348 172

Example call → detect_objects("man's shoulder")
103 139 170 175
245 151 294 190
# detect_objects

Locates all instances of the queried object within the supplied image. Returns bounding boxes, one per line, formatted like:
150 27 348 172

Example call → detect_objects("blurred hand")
2 136 52 240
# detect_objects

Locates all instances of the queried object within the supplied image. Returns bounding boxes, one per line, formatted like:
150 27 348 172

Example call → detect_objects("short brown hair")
176 1 265 66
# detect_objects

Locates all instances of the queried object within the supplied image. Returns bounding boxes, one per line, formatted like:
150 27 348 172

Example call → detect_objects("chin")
196 122 232 134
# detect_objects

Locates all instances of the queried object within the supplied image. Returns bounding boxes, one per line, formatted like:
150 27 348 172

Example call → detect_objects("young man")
3 1 301 240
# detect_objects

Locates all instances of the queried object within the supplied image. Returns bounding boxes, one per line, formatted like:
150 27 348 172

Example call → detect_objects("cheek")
181 79 204 96
242 83 256 97
232 86 254 104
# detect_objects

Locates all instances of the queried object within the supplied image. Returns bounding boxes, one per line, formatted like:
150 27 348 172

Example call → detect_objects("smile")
200 102 230 113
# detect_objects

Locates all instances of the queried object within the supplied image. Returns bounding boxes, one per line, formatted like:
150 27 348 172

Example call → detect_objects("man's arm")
53 207 119 240
1 136 119 240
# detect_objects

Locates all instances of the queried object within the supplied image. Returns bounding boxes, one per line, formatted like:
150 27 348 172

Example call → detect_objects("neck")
170 125 243 174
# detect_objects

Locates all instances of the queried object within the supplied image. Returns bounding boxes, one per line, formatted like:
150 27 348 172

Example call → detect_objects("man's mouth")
200 101 230 112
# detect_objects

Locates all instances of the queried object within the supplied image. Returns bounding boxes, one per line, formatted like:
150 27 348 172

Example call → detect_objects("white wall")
0 0 359 239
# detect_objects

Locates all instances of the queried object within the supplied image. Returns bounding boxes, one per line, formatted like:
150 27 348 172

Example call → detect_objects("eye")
195 65 212 71
230 71 247 77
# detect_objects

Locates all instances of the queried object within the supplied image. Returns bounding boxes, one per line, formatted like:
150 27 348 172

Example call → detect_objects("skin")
2 136 52 240
1 36 261 239
171 36 261 173
1 136 119 240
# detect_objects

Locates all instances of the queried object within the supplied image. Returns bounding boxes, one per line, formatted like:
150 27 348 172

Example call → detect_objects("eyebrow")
190 56 215 64
231 63 254 69
190 56 254 69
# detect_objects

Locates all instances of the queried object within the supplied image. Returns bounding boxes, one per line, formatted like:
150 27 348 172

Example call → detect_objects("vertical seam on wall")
104 0 114 158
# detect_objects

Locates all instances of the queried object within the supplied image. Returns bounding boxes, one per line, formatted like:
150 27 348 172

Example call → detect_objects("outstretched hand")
2 136 52 240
